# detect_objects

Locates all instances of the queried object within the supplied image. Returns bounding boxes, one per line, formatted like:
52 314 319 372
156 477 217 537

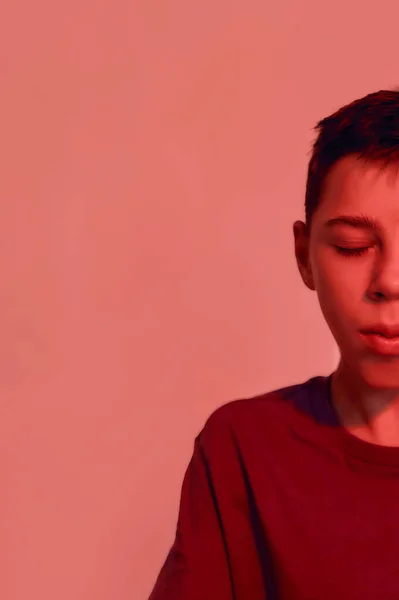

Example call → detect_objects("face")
294 154 399 390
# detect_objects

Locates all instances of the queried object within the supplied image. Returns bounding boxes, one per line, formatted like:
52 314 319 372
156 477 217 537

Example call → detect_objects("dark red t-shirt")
149 374 399 599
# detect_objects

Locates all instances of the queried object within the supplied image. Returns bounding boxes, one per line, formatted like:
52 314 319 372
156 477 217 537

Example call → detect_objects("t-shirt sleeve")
148 424 234 600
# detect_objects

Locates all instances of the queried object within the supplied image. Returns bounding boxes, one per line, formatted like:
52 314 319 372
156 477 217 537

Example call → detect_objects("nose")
367 250 399 302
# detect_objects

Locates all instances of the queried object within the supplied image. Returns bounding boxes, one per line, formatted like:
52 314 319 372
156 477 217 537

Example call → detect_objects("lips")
359 326 399 357
360 325 399 338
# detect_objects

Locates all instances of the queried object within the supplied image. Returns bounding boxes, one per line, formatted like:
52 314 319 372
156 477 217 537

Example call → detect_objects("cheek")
313 261 364 330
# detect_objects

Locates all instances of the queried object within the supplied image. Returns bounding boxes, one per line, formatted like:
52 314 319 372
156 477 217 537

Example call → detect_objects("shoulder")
196 374 328 452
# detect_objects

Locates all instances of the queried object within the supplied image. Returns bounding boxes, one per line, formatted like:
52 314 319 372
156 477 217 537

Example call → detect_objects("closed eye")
335 246 370 257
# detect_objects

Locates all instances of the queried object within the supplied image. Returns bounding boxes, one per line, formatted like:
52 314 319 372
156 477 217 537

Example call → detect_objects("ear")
293 221 315 291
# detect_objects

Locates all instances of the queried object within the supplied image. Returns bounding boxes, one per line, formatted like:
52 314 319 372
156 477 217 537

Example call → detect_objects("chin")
336 349 399 390
355 359 399 390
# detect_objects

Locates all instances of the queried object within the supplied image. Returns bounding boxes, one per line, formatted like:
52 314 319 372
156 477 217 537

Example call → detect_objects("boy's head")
294 89 399 389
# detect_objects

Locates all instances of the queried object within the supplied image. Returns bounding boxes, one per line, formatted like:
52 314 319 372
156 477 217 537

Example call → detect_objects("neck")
331 362 399 447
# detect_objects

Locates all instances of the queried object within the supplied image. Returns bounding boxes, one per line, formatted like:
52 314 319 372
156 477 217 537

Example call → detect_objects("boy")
149 89 399 599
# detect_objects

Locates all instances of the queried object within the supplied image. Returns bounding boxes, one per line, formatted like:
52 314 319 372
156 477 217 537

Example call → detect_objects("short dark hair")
305 88 399 232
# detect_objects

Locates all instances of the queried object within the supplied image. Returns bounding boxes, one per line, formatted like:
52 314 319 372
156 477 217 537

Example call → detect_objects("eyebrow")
323 214 387 234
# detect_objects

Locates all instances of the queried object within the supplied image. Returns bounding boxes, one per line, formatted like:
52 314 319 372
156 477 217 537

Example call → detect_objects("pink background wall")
0 1 398 598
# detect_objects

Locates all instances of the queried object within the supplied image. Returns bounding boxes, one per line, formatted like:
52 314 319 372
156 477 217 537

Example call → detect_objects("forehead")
315 155 399 221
